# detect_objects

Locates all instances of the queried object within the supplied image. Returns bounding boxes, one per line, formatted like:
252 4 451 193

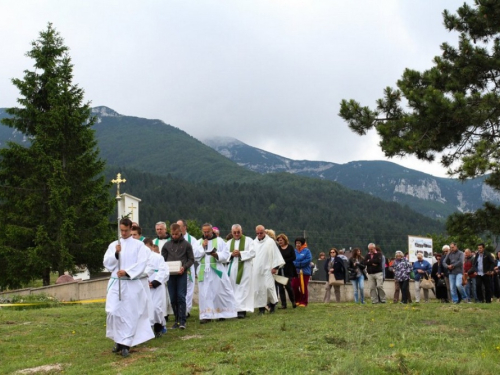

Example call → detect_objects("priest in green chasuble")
227 224 256 318
195 223 237 323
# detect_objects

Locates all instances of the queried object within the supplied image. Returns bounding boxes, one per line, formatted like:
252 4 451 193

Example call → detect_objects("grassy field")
1 298 500 375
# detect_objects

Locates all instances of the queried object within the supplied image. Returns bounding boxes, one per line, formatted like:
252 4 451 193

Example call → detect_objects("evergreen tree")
0 23 114 288
339 0 500 237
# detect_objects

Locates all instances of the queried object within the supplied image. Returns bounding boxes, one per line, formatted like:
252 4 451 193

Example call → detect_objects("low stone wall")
1 278 424 304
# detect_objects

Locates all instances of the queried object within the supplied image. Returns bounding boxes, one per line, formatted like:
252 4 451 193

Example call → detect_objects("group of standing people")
104 219 315 358
319 241 500 306
432 243 500 304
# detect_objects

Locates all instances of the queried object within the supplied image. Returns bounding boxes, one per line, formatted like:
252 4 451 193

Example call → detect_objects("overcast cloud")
1 0 468 177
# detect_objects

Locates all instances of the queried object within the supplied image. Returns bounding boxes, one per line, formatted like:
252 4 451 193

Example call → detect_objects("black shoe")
121 348 130 358
269 303 276 313
172 322 180 329
187 313 191 318
200 319 211 324
237 312 245 319
292 303 297 308
278 306 287 309
258 307 266 315
112 343 122 353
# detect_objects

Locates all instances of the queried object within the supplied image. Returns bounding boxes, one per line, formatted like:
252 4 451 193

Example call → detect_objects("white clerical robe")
104 236 154 347
155 237 174 315
145 251 169 327
194 237 237 319
227 236 255 312
253 235 285 308
183 233 198 314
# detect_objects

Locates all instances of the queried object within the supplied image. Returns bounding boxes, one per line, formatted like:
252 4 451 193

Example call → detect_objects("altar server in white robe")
177 219 199 317
144 238 169 337
104 218 154 358
253 225 285 315
227 224 255 318
153 221 174 317
194 223 237 323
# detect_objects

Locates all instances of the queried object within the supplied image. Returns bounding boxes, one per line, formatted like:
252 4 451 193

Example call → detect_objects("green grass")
1 301 500 374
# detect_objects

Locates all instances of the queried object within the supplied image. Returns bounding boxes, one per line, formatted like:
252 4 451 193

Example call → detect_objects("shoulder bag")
420 272 435 289
329 273 344 286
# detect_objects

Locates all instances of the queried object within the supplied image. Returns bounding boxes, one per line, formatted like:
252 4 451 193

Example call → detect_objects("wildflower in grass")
72 331 76 334
389 343 395 348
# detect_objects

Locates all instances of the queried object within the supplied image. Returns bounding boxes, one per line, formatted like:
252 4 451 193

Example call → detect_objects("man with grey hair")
439 245 452 302
228 224 256 318
364 243 386 304
253 225 285 314
443 242 468 304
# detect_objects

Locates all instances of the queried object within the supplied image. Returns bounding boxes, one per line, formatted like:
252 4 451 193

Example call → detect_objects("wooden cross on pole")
111 173 126 198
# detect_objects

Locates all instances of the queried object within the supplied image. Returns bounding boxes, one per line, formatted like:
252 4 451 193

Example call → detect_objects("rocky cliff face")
203 136 500 219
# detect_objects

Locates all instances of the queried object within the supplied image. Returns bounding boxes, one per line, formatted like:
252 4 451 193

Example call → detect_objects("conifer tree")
0 23 114 288
339 0 500 238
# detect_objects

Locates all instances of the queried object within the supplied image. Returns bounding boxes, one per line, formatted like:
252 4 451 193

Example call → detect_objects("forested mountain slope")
1 106 444 255
204 136 500 219
105 166 444 255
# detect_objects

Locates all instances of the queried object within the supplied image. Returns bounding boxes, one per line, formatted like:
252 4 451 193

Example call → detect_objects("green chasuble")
227 235 246 285
198 238 223 281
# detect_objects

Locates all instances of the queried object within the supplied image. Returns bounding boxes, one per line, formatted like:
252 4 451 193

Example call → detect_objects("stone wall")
1 278 425 304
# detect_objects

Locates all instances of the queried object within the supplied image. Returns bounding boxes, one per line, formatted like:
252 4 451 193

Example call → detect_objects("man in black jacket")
162 223 194 329
469 243 495 303
364 243 386 304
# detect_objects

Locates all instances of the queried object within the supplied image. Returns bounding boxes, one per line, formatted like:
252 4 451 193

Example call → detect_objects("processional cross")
111 173 126 198
111 173 126 301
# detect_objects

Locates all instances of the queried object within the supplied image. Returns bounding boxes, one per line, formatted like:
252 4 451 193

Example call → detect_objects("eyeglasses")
233 231 241 234
256 232 265 235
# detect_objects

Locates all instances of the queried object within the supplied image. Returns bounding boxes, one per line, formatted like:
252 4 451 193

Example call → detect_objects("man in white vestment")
104 218 154 358
132 227 155 325
194 223 237 323
227 224 255 319
177 219 199 318
253 225 285 315
144 238 169 337
153 221 174 321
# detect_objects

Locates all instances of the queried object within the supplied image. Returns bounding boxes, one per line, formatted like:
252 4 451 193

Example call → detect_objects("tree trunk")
42 267 51 286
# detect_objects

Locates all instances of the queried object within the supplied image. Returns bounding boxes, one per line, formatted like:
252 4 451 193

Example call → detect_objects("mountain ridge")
203 136 500 219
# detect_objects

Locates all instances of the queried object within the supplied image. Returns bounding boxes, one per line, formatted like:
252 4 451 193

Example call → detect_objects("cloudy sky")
1 0 467 177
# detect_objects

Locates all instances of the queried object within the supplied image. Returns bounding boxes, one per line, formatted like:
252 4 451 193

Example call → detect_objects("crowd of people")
103 219 314 357
103 220 500 358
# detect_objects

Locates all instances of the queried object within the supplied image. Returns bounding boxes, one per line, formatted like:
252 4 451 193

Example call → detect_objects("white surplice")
155 237 174 315
145 251 169 327
227 236 255 312
104 236 154 347
194 236 237 320
253 235 285 308
183 233 198 314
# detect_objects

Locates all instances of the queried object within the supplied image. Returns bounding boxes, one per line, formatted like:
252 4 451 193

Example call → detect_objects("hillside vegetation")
105 166 443 254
